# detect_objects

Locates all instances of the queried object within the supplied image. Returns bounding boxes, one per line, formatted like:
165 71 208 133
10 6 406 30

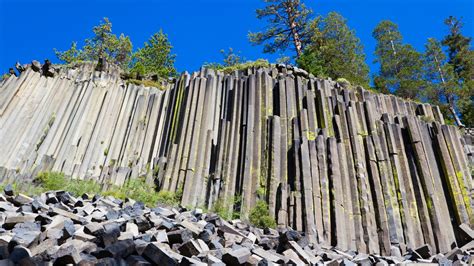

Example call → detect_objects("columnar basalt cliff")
0 61 472 256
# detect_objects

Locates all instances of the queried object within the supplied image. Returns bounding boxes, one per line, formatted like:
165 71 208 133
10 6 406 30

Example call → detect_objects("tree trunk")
291 22 303 57
286 1 303 57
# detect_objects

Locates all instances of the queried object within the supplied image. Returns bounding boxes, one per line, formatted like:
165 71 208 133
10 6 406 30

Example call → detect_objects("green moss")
307 131 317 141
455 171 473 221
420 115 435 123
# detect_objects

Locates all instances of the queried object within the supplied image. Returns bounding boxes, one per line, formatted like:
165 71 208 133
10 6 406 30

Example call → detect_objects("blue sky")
0 0 472 76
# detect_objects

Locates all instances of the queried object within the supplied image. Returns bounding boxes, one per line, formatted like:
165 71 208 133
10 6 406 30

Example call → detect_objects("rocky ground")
0 185 472 265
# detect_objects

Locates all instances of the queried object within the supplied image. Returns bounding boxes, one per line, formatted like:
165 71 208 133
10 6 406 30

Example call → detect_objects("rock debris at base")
0 188 473 265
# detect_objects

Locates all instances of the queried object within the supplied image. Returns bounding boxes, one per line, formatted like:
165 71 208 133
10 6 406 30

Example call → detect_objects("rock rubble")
1 187 473 265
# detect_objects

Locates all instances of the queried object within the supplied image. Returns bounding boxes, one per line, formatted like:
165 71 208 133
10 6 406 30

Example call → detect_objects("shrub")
155 190 180 206
212 197 240 220
336 77 351 88
104 177 180 207
67 179 101 196
204 59 269 74
6 171 181 208
36 171 68 191
249 200 276 228
36 171 102 196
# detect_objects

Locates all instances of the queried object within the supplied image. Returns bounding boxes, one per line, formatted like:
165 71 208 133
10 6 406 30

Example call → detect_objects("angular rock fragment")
222 248 251 265
142 242 180 265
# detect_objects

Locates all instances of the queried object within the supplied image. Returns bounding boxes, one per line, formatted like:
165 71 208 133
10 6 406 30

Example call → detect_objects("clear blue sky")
0 0 472 76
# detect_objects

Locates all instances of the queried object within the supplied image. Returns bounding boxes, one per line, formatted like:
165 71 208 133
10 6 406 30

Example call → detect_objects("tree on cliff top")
373 20 424 100
297 12 370 88
55 17 133 69
249 0 312 58
441 16 473 127
129 30 177 78
423 38 464 126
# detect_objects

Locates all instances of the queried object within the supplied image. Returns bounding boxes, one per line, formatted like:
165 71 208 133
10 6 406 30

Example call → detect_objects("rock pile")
1 186 473 265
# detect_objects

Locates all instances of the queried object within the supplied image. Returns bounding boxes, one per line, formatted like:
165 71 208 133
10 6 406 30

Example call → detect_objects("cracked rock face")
0 187 472 265
0 61 473 258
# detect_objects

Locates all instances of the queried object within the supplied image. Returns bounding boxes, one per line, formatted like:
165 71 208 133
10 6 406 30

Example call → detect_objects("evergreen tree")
442 16 473 126
129 30 176 78
249 0 312 57
221 48 244 67
297 12 370 88
373 20 424 99
423 38 463 126
55 18 133 69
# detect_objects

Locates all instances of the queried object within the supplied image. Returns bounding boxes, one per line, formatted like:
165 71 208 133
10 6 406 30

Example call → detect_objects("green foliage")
298 12 370 88
221 48 244 67
155 190 181 206
458 97 474 127
276 55 291 65
3 172 181 208
129 30 176 78
211 196 241 220
372 20 424 100
127 79 166 90
55 42 81 64
205 59 269 73
422 38 461 123
441 16 474 127
442 16 472 80
203 48 245 70
55 17 133 69
103 177 180 207
336 77 351 88
249 200 276 228
1 73 12 81
0 182 43 196
420 115 435 123
249 0 312 57
67 179 102 196
36 171 69 191
36 171 101 195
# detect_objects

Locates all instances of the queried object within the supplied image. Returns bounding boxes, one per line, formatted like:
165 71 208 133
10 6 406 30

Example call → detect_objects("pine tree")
55 18 133 69
423 38 463 126
221 48 244 67
442 16 473 126
249 0 312 57
373 20 424 100
129 30 176 78
297 12 370 88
